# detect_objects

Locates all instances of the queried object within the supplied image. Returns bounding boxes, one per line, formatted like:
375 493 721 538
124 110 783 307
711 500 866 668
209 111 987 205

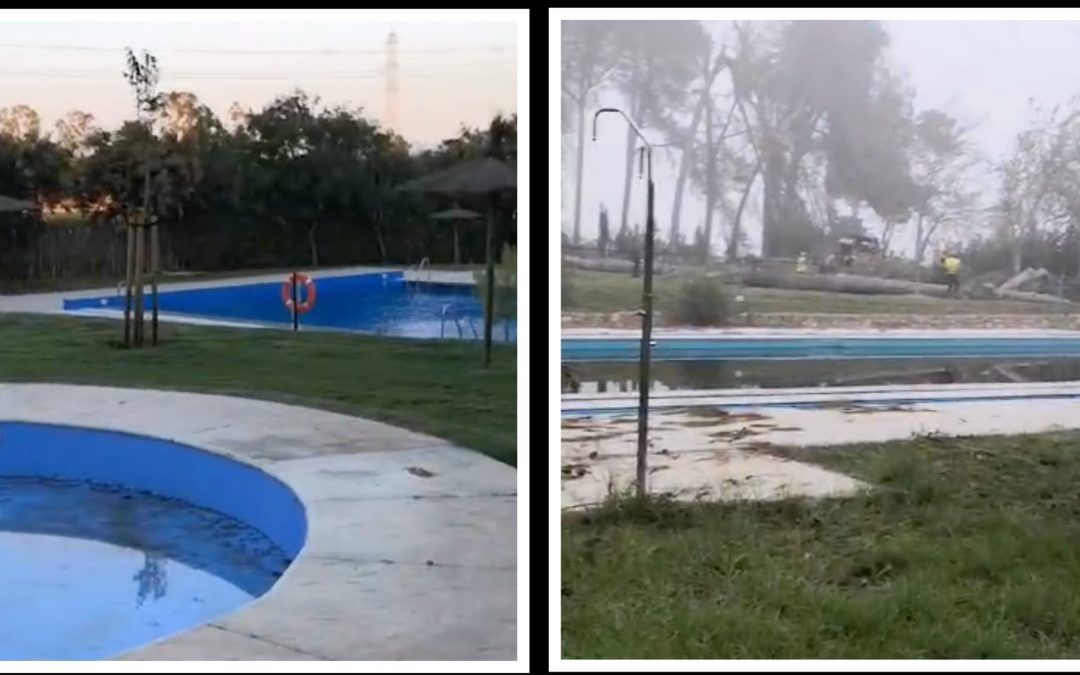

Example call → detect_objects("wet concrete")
562 384 1080 510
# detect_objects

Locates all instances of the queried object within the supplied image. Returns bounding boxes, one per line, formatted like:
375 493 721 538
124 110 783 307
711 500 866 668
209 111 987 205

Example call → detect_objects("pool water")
0 476 290 660
64 272 517 342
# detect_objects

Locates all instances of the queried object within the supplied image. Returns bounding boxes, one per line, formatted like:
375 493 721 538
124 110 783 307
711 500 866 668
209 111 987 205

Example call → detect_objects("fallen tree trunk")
993 288 1071 305
741 269 950 297
998 267 1050 293
563 255 672 275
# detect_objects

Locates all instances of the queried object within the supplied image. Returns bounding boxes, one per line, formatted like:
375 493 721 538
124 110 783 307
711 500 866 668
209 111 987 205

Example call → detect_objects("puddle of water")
563 358 1080 393
0 477 290 660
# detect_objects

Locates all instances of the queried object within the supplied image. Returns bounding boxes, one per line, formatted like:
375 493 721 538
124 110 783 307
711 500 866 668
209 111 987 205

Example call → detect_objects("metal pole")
483 204 495 366
593 107 655 499
637 154 655 499
292 271 299 331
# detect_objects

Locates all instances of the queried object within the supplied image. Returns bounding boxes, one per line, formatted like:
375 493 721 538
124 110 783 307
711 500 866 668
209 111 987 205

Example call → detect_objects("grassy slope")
0 314 516 465
563 432 1080 658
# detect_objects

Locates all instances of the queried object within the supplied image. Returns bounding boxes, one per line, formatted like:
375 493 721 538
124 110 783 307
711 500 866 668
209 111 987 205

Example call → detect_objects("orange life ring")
282 273 317 315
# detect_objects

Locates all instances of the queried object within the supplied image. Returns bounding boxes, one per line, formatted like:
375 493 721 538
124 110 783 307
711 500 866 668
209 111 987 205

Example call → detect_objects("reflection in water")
0 476 292 659
563 357 1080 392
133 553 168 608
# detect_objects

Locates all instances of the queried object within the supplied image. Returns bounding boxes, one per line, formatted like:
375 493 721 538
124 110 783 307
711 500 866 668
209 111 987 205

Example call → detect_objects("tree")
53 111 98 156
667 30 728 246
122 46 163 348
597 203 610 256
730 20 900 257
562 20 618 244
611 21 707 233
0 105 41 141
909 109 978 269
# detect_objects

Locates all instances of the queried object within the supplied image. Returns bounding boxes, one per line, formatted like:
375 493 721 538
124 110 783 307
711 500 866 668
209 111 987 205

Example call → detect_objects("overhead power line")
0 62 515 81
0 42 513 56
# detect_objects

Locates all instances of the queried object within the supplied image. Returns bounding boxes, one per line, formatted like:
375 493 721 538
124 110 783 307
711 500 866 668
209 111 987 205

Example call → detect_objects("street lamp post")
593 107 655 500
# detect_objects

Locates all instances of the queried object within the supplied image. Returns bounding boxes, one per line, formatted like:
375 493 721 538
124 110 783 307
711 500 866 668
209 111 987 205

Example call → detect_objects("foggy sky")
563 20 1080 259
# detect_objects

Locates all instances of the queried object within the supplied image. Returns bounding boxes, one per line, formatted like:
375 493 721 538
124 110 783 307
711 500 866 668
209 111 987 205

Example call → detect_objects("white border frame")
552 6 1080 672
0 7 528 674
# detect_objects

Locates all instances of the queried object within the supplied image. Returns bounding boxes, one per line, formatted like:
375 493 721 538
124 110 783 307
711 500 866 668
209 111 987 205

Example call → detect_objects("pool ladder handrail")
440 303 465 339
410 258 432 294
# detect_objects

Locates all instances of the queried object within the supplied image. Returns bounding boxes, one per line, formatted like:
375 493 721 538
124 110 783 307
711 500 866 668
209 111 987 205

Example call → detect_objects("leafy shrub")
667 273 730 326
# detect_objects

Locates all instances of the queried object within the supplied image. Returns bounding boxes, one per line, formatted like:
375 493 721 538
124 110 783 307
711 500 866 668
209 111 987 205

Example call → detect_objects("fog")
562 20 1080 268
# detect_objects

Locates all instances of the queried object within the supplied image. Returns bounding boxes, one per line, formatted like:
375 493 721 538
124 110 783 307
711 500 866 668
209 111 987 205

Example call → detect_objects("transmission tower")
384 31 399 131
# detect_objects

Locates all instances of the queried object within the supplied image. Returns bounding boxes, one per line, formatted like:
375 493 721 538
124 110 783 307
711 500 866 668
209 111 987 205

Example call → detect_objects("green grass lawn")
0 314 516 465
563 269 1072 316
563 432 1080 658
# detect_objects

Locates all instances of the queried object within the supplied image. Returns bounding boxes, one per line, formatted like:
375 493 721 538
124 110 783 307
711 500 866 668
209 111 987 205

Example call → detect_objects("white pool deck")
0 384 516 661
561 381 1080 510
0 266 474 329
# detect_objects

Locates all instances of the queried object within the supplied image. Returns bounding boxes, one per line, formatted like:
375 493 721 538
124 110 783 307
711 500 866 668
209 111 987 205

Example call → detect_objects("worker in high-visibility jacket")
942 253 962 297
795 251 809 274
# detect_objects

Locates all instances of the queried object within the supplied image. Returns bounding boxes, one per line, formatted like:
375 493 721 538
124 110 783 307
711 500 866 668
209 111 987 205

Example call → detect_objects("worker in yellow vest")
942 253 961 297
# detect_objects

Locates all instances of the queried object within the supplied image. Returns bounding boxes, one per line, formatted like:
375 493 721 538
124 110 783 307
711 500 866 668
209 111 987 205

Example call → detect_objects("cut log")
998 267 1050 293
740 269 950 297
563 255 670 275
992 288 1071 305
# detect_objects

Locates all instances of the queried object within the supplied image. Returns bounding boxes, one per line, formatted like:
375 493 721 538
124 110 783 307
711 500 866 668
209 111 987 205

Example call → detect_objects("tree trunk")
914 214 924 282
618 115 637 235
670 90 708 244
571 80 588 245
133 224 145 347
701 92 715 264
151 223 159 346
744 268 949 297
123 222 134 348
727 163 759 260
307 222 319 267
374 222 388 263
618 55 641 233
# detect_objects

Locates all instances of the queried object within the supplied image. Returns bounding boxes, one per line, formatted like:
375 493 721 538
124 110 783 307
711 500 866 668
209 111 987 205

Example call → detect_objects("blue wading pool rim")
562 336 1080 362
0 421 307 559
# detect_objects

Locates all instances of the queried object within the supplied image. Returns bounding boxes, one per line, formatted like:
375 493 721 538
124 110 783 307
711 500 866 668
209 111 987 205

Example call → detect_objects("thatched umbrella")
398 157 516 366
429 205 482 265
0 195 36 213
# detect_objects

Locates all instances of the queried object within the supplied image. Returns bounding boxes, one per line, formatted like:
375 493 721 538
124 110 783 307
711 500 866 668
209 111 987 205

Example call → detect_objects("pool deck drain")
0 383 515 661
562 383 1080 510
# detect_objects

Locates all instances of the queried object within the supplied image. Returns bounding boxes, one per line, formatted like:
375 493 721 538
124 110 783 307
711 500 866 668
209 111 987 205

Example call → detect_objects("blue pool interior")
64 271 516 342
0 422 306 660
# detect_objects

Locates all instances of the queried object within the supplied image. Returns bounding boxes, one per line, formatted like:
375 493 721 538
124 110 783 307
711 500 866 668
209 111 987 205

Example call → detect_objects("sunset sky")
0 14 517 148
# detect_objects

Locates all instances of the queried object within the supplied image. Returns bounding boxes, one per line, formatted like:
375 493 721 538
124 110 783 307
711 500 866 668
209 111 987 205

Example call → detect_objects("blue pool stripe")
562 336 1080 361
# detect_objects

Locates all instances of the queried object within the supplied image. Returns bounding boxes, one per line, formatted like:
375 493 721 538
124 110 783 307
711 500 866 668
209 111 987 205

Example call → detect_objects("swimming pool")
63 271 516 342
0 422 306 660
562 331 1080 361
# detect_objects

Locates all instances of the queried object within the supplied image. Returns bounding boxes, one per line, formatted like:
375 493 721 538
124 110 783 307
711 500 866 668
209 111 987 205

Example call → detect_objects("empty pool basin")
0 422 307 660
562 334 1080 361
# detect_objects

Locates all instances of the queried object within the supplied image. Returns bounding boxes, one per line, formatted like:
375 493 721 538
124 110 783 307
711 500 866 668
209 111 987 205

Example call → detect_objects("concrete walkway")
0 383 516 661
562 382 1080 510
